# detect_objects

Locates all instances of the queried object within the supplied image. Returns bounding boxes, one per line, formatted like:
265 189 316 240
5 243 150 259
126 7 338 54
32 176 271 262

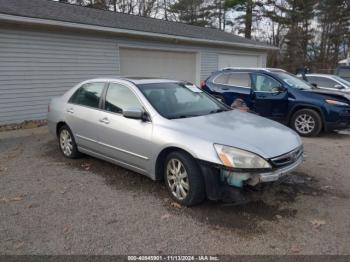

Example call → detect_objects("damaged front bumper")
198 153 304 203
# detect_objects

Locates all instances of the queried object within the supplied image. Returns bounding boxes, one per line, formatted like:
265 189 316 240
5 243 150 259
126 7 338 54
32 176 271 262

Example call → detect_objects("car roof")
84 77 184 85
305 73 337 77
220 67 286 73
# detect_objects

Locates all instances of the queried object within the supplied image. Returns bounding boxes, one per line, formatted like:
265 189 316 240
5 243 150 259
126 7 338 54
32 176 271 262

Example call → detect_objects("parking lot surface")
0 127 350 255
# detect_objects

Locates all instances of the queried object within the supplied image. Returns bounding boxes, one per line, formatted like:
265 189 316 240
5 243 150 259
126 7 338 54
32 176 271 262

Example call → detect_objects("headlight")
325 99 349 106
214 144 271 169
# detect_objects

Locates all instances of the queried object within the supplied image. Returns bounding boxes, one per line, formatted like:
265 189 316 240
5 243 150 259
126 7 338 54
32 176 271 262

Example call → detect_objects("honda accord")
48 78 303 206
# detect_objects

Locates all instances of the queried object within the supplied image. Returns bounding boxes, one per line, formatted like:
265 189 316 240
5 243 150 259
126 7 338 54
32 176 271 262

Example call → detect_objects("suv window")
214 72 251 88
252 73 281 92
213 73 229 85
227 73 251 87
105 83 142 114
69 82 105 108
308 76 338 88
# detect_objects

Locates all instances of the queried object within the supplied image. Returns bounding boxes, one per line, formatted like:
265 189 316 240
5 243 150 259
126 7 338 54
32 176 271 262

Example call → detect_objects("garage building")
0 0 276 124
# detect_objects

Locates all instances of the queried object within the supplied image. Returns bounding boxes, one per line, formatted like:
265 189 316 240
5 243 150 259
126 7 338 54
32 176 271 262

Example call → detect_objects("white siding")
0 27 268 124
120 47 197 83
200 51 218 80
0 28 118 124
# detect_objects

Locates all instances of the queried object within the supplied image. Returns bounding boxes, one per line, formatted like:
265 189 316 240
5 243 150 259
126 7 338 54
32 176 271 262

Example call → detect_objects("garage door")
218 54 262 69
120 48 197 83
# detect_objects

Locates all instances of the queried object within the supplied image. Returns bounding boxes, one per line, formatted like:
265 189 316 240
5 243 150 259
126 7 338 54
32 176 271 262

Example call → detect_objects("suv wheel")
164 151 205 206
291 109 322 137
58 125 81 158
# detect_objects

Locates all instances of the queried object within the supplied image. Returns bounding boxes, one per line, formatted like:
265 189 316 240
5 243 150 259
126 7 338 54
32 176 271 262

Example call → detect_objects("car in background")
48 77 303 206
336 65 350 82
297 73 350 92
202 68 350 137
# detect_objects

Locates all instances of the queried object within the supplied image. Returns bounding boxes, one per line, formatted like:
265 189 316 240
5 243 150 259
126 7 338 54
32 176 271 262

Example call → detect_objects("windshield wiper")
168 115 199 119
208 109 228 114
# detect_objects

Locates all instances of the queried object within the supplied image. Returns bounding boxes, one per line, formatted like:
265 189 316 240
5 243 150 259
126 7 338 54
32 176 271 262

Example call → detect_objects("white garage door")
218 54 262 69
120 48 197 83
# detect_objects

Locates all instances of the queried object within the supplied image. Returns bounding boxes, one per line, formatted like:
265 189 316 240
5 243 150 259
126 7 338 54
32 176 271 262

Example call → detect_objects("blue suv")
202 68 350 136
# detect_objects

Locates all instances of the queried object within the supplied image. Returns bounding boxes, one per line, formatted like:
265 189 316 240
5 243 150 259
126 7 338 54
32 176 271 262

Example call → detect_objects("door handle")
66 108 74 114
99 117 110 124
221 87 229 90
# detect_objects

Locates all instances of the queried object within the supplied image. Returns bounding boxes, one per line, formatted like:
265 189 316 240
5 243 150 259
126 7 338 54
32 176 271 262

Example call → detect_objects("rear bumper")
47 120 57 137
199 154 304 203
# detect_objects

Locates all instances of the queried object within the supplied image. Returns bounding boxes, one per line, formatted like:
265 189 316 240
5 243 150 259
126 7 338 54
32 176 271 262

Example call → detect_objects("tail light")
200 80 205 89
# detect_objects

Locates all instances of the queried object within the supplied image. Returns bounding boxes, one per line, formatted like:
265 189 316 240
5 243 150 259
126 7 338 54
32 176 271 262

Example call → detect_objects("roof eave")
0 13 278 51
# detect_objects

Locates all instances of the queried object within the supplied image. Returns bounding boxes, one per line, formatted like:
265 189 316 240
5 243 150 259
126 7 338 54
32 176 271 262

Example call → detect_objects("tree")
315 0 350 71
225 0 263 39
169 0 208 26
85 0 109 9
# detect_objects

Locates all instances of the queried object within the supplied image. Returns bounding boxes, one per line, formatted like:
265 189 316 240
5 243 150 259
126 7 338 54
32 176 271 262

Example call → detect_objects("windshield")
332 75 350 88
137 82 230 119
276 72 313 90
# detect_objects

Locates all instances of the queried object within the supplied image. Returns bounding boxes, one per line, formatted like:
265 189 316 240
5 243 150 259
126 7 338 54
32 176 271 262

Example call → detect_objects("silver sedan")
48 78 303 206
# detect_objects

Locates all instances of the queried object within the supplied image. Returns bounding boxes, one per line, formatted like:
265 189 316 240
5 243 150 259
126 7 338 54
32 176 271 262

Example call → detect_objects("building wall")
0 26 267 124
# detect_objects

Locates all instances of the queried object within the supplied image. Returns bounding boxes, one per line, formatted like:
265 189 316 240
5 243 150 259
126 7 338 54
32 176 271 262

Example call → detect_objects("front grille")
270 146 303 168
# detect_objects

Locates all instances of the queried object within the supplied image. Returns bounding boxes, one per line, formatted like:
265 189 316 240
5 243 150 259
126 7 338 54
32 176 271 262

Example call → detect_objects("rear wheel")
291 109 322 137
164 151 205 206
58 125 81 158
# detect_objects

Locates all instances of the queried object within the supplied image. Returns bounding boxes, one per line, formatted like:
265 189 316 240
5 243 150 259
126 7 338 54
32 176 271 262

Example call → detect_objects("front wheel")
164 152 205 206
290 109 322 137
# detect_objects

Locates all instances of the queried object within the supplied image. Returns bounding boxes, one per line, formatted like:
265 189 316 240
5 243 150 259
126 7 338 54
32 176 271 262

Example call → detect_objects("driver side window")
105 83 142 114
252 74 282 92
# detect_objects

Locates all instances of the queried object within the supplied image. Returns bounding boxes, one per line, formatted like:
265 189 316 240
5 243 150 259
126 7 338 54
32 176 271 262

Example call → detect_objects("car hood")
171 110 302 159
307 88 350 101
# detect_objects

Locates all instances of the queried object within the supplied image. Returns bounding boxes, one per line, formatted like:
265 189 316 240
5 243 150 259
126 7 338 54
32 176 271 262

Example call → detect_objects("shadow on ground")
42 139 346 234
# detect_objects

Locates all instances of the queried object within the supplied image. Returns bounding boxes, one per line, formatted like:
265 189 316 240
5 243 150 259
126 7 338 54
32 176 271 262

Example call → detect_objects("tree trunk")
245 0 253 39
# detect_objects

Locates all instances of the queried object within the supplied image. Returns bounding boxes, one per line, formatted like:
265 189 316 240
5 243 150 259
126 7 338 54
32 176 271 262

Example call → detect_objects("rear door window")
227 72 251 87
213 73 229 85
69 82 105 108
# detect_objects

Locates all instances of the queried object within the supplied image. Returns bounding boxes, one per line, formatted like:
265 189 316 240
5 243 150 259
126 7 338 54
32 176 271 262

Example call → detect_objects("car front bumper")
198 154 304 203
252 154 304 183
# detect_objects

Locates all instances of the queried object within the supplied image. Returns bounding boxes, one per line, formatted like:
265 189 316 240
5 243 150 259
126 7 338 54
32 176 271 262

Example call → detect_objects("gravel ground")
0 127 349 255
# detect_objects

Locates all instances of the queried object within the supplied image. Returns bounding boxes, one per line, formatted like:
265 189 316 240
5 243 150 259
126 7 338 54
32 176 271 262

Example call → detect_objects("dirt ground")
0 127 349 255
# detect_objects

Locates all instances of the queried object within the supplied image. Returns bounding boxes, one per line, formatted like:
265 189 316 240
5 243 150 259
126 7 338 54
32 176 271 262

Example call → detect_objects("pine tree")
316 0 350 70
169 0 208 26
225 0 263 39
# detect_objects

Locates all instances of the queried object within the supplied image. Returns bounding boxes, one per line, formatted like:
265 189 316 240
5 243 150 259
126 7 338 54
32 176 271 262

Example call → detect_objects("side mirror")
334 84 344 89
123 107 144 120
311 83 318 88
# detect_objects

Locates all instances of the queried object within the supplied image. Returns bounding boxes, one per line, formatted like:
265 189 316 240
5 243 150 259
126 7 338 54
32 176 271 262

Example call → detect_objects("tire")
164 151 205 206
290 109 322 137
58 125 81 158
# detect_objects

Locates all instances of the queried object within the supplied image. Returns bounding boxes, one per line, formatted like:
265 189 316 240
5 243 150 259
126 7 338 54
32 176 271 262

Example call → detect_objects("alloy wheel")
295 113 316 135
60 129 73 157
166 158 190 200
